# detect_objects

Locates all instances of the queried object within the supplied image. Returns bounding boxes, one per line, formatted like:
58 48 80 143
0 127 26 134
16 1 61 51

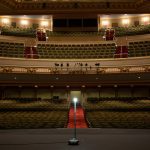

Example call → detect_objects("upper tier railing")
0 56 150 74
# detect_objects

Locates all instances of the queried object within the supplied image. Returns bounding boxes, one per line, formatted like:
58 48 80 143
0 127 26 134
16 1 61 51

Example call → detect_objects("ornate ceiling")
0 0 149 15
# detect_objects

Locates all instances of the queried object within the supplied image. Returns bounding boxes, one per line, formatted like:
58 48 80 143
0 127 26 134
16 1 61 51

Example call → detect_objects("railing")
0 65 149 74
0 56 150 74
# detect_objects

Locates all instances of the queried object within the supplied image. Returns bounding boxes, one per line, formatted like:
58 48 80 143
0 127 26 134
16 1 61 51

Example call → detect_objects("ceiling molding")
0 1 150 15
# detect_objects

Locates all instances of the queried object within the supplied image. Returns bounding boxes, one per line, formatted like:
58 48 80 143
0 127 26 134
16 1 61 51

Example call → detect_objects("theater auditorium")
0 0 150 150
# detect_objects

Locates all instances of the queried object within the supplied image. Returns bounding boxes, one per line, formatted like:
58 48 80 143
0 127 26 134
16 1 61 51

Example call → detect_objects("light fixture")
20 20 28 26
73 97 78 103
122 19 130 26
114 84 118 88
102 20 109 27
142 16 149 24
41 21 49 27
2 18 10 25
34 85 38 88
68 97 79 145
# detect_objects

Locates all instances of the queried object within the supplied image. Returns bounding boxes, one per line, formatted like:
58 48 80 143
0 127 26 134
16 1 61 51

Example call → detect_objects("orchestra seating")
37 43 116 59
0 41 24 58
84 99 150 128
0 99 69 129
128 40 150 57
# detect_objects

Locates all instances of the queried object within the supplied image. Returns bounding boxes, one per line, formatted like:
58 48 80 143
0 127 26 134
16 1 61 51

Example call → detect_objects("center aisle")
67 105 88 128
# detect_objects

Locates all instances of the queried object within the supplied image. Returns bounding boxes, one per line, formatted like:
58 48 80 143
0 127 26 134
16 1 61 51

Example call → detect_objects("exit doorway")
70 91 82 104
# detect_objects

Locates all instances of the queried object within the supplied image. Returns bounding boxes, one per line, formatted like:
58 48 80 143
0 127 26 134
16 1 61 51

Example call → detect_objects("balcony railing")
0 56 150 74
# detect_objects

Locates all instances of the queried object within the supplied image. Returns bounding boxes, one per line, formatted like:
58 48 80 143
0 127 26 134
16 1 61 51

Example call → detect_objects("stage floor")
0 128 150 150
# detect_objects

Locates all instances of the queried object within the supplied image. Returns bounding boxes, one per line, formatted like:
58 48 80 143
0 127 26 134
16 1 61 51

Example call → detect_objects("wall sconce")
141 16 150 25
122 19 130 27
102 20 109 28
2 18 10 26
41 21 49 28
20 19 28 27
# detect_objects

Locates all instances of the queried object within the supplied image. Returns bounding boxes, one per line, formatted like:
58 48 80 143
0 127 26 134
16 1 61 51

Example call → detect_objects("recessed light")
114 85 117 87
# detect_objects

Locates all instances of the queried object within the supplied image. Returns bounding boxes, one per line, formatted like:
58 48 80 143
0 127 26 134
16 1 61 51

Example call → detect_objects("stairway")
67 105 88 128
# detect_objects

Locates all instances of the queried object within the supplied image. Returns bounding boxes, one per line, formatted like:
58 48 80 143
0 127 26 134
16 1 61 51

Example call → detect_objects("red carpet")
67 106 88 128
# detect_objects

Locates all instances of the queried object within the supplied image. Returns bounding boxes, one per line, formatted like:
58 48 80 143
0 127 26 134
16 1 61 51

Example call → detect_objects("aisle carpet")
67 106 88 128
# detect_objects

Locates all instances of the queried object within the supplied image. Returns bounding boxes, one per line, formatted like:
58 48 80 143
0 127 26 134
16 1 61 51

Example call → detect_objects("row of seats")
0 41 24 58
46 31 100 37
84 100 150 128
0 40 150 59
1 27 36 37
0 99 69 129
0 100 70 111
99 25 150 37
128 40 150 57
86 111 150 128
84 100 150 111
37 43 116 59
1 24 150 38
0 111 68 129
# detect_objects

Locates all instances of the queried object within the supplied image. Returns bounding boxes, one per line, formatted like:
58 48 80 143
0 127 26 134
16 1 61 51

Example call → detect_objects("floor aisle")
67 106 88 128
